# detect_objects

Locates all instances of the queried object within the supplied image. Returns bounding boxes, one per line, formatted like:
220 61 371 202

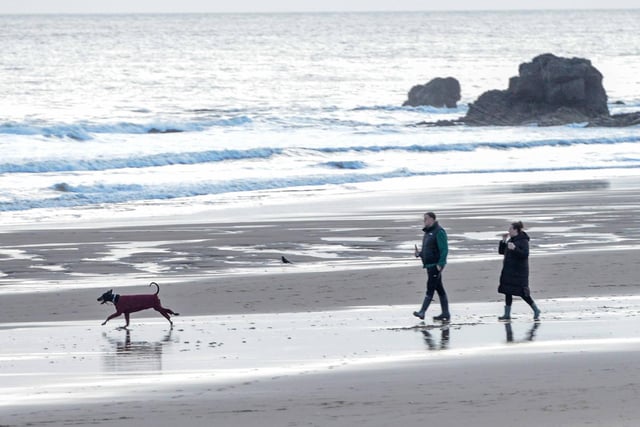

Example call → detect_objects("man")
413 211 450 321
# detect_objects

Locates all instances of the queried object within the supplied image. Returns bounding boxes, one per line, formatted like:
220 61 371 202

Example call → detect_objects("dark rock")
148 128 183 134
403 77 461 108
463 90 514 126
464 53 609 126
415 119 463 127
587 111 640 127
52 182 73 192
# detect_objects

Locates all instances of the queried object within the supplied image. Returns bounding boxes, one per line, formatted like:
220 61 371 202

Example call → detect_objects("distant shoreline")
1 9 639 16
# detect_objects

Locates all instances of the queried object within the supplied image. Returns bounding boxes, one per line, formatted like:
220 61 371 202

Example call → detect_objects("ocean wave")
316 135 640 154
0 169 416 211
317 161 368 169
352 105 468 114
0 148 283 174
2 134 640 174
0 104 470 140
609 100 640 115
0 117 252 139
2 164 640 212
0 113 403 139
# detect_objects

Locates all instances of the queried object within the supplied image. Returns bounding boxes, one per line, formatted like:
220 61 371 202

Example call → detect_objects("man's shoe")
413 311 425 320
433 313 450 321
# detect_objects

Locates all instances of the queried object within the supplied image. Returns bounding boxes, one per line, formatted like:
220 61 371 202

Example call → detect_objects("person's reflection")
421 325 450 351
102 329 174 372
504 322 540 343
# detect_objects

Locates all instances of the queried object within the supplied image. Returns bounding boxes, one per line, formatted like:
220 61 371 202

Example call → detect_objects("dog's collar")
113 294 120 304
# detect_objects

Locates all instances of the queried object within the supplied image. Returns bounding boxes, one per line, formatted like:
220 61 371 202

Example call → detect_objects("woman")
497 221 541 321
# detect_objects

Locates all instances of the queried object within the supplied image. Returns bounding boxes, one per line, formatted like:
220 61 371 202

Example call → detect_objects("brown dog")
97 282 179 328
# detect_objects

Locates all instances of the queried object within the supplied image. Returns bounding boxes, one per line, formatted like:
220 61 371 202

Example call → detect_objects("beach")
2 176 640 426
2 9 640 427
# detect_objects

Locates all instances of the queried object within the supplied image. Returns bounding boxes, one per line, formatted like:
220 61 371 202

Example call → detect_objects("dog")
97 282 179 328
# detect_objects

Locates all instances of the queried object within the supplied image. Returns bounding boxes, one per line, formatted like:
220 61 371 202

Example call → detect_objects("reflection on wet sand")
2 296 640 407
102 329 174 372
513 179 610 193
504 322 540 343
421 326 450 351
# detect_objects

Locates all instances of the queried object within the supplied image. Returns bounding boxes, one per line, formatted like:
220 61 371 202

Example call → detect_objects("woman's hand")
507 242 515 250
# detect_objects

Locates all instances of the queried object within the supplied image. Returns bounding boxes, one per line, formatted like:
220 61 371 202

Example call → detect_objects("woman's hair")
511 221 524 232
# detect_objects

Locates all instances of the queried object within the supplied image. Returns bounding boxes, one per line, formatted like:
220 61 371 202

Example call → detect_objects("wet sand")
1 176 640 426
2 298 640 426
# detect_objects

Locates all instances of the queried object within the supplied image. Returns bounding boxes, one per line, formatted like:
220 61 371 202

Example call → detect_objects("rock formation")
464 53 609 126
403 77 461 108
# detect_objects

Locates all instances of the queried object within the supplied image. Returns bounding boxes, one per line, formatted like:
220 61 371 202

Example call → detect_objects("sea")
1 10 640 227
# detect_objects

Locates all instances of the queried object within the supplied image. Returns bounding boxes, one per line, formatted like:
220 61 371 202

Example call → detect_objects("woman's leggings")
505 294 534 306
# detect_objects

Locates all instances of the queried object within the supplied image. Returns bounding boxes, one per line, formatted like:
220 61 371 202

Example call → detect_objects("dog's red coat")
100 282 178 328
115 294 165 314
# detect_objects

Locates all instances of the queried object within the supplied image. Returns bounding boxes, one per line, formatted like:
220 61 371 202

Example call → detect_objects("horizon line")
0 7 639 15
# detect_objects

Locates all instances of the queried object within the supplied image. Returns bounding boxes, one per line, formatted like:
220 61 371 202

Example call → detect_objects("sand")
1 176 640 426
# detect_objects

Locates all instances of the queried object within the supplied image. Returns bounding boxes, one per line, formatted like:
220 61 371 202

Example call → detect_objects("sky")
0 0 638 14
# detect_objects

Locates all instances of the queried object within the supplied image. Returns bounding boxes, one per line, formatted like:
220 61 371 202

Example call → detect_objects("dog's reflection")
102 329 174 372
504 322 540 343
421 326 450 351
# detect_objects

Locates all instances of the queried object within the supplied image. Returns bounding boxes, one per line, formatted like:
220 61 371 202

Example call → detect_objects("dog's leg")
163 307 179 316
102 311 122 326
155 300 179 317
155 307 174 327
124 312 131 328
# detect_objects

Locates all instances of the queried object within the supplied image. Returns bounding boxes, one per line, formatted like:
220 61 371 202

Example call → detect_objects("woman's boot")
498 305 511 321
531 303 541 321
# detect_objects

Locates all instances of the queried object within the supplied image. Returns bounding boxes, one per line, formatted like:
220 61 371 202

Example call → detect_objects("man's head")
423 211 436 227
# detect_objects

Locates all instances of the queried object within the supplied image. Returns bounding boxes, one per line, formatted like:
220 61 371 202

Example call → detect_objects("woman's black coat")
498 231 530 297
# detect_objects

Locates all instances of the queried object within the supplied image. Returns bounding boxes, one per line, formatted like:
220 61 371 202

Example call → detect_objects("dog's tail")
149 281 160 295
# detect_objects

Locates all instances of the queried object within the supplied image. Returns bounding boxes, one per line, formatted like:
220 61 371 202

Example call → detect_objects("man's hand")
414 244 420 257
507 242 515 250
